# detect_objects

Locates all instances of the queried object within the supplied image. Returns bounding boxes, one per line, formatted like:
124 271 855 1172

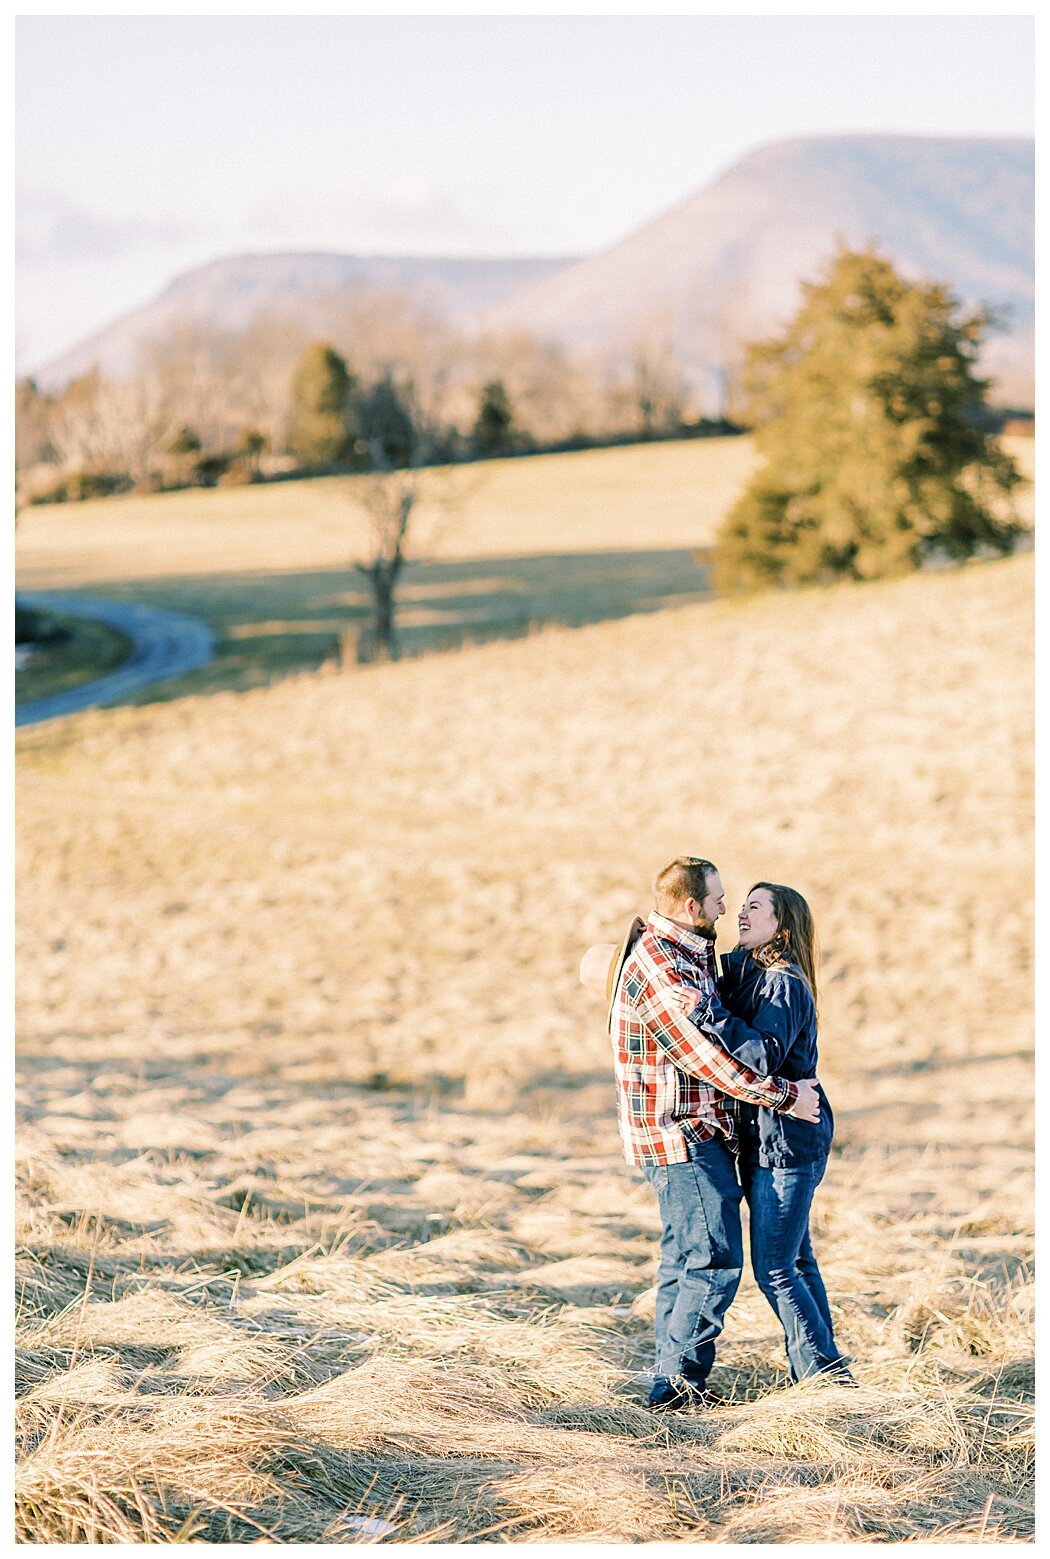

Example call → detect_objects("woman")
705 882 854 1386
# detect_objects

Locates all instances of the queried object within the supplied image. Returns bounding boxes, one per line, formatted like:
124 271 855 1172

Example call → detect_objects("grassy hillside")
16 434 1033 586
15 551 1033 1542
15 433 1033 706
16 438 764 703
15 436 763 585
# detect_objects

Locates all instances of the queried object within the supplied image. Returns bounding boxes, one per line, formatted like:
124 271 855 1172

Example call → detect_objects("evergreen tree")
166 425 202 487
357 373 417 469
287 342 356 467
236 427 268 477
167 425 201 459
714 247 1025 592
471 379 516 456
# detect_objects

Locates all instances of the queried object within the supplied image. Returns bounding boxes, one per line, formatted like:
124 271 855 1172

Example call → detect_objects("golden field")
17 438 777 701
15 434 1033 589
15 513 1033 1544
15 433 1034 706
15 436 763 586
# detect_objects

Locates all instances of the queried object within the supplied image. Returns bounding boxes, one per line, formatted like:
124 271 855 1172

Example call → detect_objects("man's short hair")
653 856 718 915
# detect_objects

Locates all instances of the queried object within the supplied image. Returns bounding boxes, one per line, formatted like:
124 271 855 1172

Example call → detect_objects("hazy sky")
16 14 1035 371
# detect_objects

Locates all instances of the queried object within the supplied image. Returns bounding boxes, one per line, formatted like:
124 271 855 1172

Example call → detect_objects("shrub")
27 469 130 505
192 453 233 487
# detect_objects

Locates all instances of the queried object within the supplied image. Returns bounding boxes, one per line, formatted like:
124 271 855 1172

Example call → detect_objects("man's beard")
693 919 718 941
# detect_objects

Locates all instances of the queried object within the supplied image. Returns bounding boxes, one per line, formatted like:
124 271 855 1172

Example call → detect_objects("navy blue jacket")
694 948 833 1167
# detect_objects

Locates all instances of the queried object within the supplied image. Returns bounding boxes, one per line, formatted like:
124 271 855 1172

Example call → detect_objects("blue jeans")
739 1156 847 1382
642 1136 744 1384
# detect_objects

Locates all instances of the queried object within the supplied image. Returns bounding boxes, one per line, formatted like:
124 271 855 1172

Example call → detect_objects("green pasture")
17 549 712 708
15 611 132 708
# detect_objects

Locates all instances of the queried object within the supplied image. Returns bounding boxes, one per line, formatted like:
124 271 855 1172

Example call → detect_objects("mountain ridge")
483 133 1033 406
34 251 578 388
32 133 1034 406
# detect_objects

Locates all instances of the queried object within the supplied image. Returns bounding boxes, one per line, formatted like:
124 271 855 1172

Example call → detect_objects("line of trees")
16 249 1029 658
16 294 740 509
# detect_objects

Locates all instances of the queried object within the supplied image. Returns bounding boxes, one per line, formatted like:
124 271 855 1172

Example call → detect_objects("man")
593 856 821 1411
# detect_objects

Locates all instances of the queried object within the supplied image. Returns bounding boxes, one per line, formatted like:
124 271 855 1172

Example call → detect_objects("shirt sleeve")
638 970 799 1113
692 976 797 1076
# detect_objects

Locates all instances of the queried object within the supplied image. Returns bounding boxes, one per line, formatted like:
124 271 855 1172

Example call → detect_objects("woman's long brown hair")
749 882 819 1017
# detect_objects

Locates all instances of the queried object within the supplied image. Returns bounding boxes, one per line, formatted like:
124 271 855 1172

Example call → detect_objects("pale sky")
16 14 1035 372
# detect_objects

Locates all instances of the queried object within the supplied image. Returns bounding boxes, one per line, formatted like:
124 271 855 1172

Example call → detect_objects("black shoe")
818 1355 858 1387
794 1362 858 1389
647 1375 712 1412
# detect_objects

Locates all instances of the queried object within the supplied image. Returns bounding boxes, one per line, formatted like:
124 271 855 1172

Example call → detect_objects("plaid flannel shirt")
610 912 800 1167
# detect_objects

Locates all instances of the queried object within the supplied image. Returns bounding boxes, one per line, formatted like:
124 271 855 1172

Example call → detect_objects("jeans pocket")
643 1165 669 1194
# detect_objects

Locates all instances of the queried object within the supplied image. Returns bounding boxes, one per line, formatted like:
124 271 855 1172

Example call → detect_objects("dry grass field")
15 434 1032 587
15 437 764 583
15 434 1033 706
16 438 764 703
15 535 1033 1543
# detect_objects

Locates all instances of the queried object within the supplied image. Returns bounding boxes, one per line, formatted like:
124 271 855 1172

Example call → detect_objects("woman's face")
737 887 778 949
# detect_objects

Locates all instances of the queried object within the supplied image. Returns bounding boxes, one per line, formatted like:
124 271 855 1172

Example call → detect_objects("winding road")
15 593 216 728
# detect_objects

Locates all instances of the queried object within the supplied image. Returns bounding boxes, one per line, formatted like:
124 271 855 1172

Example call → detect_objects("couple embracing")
583 855 854 1410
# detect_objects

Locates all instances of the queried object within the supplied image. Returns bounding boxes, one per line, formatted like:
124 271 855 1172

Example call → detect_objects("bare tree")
470 328 611 445
45 370 107 470
109 372 180 483
345 375 485 664
138 324 238 455
15 379 56 472
345 374 428 663
222 309 311 450
628 313 686 437
310 284 464 435
350 467 419 663
46 367 175 481
709 275 756 423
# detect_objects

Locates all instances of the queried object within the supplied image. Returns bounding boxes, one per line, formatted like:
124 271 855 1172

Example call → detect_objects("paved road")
15 592 216 728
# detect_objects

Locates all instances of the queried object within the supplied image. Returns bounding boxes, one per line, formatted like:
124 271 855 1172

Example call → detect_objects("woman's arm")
690 970 809 1076
716 947 748 1005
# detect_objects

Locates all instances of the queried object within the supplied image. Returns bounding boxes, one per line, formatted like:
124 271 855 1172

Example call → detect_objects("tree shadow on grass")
60 547 712 706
